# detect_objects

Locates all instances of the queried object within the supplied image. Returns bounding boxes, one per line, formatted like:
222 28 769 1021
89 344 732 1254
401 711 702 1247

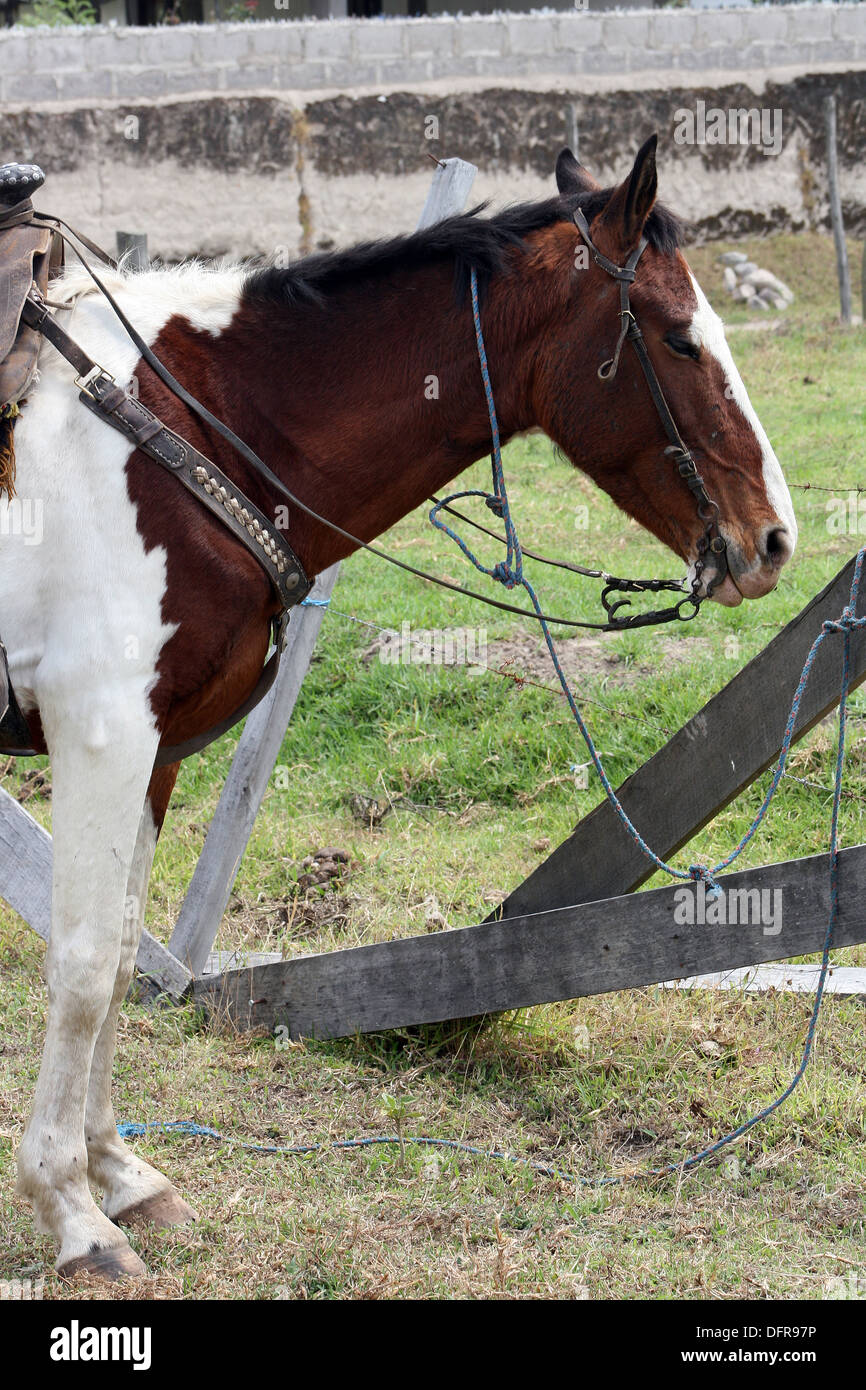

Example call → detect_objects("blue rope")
116 1121 582 1187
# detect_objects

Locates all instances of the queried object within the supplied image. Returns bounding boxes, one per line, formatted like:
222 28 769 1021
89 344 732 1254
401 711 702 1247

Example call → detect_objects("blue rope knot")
492 559 520 589
688 863 723 899
823 605 866 635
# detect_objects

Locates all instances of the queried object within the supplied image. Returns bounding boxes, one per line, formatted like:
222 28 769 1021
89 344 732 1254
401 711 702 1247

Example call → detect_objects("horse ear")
555 148 599 197
598 134 659 255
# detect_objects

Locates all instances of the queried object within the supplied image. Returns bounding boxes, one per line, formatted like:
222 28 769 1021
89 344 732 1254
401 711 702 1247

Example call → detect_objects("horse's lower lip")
710 572 744 607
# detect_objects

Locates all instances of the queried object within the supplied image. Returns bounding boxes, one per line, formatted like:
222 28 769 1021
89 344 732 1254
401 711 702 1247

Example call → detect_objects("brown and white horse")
3 137 795 1279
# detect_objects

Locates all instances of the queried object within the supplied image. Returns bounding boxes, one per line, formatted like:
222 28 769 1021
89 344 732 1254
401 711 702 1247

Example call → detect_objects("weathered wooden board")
664 963 866 997
193 842 866 1038
167 563 341 976
498 555 866 921
0 786 52 939
202 949 282 975
0 786 191 999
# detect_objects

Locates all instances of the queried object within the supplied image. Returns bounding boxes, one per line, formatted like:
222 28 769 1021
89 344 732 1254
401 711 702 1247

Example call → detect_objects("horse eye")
665 333 701 361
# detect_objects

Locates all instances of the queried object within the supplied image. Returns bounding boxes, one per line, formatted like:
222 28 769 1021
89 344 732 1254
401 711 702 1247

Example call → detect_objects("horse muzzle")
705 522 796 605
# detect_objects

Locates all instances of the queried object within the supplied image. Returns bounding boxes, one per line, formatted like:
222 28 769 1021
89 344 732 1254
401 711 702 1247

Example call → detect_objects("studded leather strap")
21 294 310 611
15 292 313 767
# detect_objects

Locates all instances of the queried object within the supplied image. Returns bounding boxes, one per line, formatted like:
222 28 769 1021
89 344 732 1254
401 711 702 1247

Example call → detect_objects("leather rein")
14 200 726 763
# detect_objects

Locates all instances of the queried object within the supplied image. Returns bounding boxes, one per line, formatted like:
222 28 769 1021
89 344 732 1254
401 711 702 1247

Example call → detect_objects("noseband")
572 206 728 616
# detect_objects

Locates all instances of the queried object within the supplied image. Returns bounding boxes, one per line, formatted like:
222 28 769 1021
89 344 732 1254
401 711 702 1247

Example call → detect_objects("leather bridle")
571 206 728 618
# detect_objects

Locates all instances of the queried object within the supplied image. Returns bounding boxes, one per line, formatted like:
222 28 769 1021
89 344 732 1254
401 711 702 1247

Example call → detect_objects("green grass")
1 231 865 1300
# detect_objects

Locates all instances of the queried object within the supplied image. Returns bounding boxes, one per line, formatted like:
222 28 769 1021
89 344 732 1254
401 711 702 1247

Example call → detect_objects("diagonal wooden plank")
663 964 866 997
0 786 190 999
168 564 340 975
0 786 52 940
193 841 866 1039
497 555 866 921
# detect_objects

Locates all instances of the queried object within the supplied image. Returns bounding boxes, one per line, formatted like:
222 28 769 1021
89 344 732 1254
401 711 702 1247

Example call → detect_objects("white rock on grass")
764 287 787 306
717 251 795 316
718 253 793 312
743 267 794 301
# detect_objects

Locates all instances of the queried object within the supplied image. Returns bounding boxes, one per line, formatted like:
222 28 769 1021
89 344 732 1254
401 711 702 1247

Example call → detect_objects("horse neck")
222 255 564 575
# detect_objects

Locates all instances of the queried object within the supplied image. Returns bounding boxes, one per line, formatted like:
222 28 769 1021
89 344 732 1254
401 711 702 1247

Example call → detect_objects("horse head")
545 135 796 606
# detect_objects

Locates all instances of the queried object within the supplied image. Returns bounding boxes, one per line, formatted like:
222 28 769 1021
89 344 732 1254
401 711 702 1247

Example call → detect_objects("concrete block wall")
0 5 864 106
2 8 864 259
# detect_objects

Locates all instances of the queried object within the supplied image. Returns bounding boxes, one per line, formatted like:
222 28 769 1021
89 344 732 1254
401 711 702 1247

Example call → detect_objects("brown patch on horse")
121 263 529 757
147 761 181 832
122 326 279 753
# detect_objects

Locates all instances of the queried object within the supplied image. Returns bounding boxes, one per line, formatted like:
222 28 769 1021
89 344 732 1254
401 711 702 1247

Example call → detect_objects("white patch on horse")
50 259 247 338
2 263 247 709
686 272 798 548
5 261 244 1272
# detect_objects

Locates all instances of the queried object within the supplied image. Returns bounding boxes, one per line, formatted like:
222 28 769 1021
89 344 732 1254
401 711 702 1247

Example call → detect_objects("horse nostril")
763 526 794 569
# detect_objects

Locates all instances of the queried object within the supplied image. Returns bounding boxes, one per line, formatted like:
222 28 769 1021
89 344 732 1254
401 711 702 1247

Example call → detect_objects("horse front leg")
15 715 160 1280
83 763 197 1230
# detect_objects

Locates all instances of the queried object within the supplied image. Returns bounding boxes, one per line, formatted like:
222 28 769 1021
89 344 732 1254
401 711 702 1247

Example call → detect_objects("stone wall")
1 6 864 104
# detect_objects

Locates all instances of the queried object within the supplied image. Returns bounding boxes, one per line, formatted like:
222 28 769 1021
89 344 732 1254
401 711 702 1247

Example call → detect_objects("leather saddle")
0 163 62 408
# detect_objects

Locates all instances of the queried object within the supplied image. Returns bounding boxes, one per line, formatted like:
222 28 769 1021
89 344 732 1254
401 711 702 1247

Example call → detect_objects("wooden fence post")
115 231 149 271
565 104 579 161
824 95 852 324
417 158 478 231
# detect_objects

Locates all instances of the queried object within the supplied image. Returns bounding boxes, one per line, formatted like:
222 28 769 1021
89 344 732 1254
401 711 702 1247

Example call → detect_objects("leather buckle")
75 365 114 400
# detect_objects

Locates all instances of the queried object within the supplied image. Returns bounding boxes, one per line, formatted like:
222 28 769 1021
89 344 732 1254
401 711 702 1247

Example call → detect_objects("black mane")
243 190 686 311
